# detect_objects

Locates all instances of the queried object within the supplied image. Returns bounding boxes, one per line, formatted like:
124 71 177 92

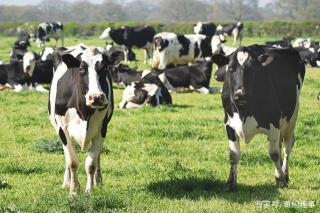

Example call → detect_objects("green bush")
1 20 320 37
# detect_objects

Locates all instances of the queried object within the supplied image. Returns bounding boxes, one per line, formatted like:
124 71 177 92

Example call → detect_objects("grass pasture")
0 36 319 212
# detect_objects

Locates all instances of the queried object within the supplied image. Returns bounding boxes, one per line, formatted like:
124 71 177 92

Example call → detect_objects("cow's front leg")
225 125 240 192
94 154 103 186
60 129 79 195
143 49 148 64
268 129 287 188
62 162 70 188
85 136 103 193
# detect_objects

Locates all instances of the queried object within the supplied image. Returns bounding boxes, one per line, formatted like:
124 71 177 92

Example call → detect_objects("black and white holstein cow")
216 22 243 46
35 22 64 47
48 45 124 194
213 45 305 191
100 26 155 64
10 32 33 62
109 64 144 87
152 58 216 94
295 47 320 67
118 72 172 109
152 32 212 69
265 36 294 48
193 22 217 39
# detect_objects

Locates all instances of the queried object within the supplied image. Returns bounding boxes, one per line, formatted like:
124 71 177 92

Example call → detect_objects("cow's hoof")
285 174 289 183
275 177 288 188
225 182 237 192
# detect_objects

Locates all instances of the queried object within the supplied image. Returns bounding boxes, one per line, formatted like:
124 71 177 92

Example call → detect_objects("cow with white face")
212 45 305 191
119 72 172 109
152 32 212 69
49 44 124 194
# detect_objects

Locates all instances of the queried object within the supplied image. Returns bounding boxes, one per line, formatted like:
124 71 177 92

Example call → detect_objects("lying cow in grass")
151 58 218 94
49 44 124 194
119 72 172 109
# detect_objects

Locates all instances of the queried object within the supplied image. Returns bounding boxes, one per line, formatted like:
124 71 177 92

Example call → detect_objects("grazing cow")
35 22 64 47
152 32 212 69
193 22 217 38
118 72 172 109
152 58 216 94
48 45 124 194
100 26 155 64
109 64 143 87
212 45 305 191
216 22 243 45
265 36 294 48
295 47 320 67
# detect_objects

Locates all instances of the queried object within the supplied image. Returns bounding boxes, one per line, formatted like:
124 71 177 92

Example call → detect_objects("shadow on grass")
147 177 280 203
170 104 193 109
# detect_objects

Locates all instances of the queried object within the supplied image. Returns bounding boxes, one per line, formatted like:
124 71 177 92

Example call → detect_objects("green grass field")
0 36 319 212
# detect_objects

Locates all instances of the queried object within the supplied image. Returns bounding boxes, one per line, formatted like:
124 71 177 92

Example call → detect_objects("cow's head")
153 37 169 52
213 46 274 106
100 27 111 40
55 45 124 109
23 52 36 76
118 73 171 109
211 34 226 55
193 22 203 34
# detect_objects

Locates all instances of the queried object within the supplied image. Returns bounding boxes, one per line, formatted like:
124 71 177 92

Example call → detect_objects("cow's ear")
257 54 274 66
212 54 229 66
61 54 81 68
52 51 62 70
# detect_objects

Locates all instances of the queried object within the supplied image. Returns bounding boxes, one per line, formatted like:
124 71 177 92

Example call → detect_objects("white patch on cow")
118 83 136 109
217 25 223 31
158 73 174 91
0 60 2 65
41 47 54 61
237 51 248 66
225 65 229 72
23 52 36 76
81 48 107 107
34 83 48 93
196 87 210 94
309 47 315 53
316 61 320 67
143 83 159 97
211 35 223 55
0 83 12 90
100 27 111 40
105 43 113 51
221 44 237 56
62 43 87 59
141 70 151 78
193 22 203 34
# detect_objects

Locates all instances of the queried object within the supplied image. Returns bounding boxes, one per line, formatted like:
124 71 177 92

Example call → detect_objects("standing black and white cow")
100 26 155 64
216 22 243 46
118 72 172 109
212 45 305 191
152 32 212 69
35 22 64 47
48 45 124 194
193 22 217 39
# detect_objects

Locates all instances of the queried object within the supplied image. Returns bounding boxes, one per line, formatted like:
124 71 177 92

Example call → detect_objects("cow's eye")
228 67 235 72
79 67 87 75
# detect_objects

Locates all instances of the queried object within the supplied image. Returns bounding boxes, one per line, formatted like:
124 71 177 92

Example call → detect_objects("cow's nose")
89 94 106 106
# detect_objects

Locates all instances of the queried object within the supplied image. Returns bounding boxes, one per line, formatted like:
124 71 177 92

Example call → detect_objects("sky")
0 0 274 6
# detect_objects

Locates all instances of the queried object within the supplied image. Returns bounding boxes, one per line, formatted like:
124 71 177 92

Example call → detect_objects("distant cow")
293 38 312 48
35 22 64 47
10 32 33 62
152 58 216 94
216 22 243 45
265 36 294 48
152 32 212 69
295 47 320 67
213 45 305 191
193 22 217 38
109 64 143 87
211 34 237 55
100 26 155 64
48 45 124 194
40 47 55 61
119 72 172 109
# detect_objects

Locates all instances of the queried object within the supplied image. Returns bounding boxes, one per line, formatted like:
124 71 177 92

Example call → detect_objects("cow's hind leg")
85 136 103 193
282 133 294 183
60 128 80 195
225 125 240 192
94 154 103 186
62 162 70 188
268 129 287 188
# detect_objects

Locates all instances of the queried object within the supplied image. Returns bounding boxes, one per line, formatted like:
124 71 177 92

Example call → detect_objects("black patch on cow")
177 35 190 57
194 42 200 58
59 128 67 146
226 125 236 141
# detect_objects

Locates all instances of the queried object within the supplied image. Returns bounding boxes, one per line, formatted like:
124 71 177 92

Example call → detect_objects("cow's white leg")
268 128 287 188
225 125 240 192
94 154 103 186
143 49 148 64
62 162 70 188
282 133 294 183
85 136 103 193
195 87 210 94
62 142 79 194
35 83 49 93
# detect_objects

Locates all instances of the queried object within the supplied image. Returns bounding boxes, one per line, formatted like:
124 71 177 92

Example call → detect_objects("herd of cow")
0 21 317 194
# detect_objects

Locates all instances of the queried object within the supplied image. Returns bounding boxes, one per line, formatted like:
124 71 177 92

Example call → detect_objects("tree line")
0 0 319 24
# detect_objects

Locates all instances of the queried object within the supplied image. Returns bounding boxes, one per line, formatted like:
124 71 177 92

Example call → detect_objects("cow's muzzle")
88 93 107 108
234 89 247 105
